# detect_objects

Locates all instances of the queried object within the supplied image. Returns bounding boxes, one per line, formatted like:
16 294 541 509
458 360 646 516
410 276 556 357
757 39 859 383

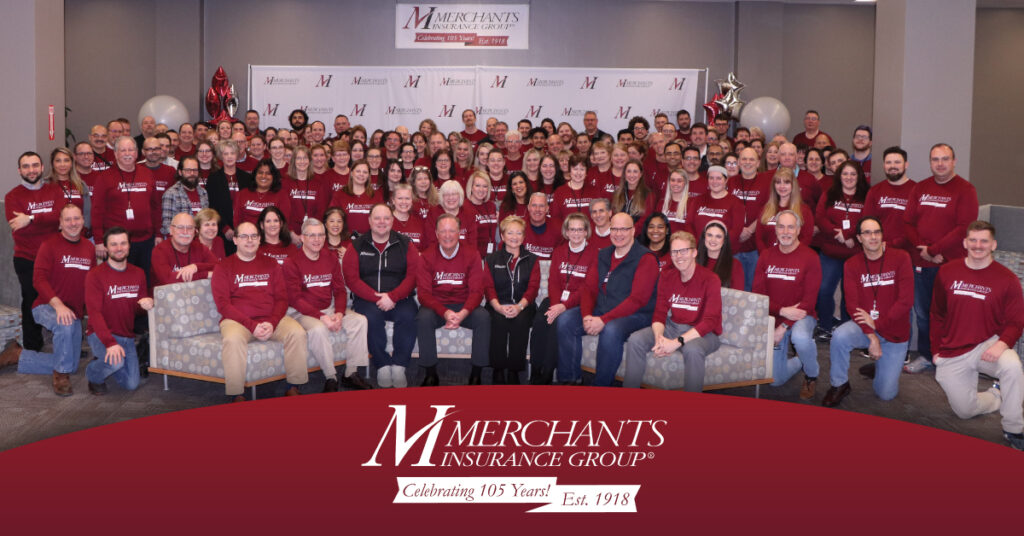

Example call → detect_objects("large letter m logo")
362 405 455 467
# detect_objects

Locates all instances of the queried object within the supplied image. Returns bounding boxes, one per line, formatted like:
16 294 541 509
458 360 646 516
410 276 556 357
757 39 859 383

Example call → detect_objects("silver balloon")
715 92 744 118
226 84 239 119
739 96 790 137
138 95 190 130
718 72 745 96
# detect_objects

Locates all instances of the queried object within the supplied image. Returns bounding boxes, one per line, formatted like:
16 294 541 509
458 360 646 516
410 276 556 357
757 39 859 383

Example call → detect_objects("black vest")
485 248 539 305
595 241 657 317
352 230 412 293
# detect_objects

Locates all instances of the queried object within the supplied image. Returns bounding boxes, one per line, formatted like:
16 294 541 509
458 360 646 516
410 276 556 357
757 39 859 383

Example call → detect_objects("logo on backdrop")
351 77 388 86
387 106 424 116
527 78 564 88
561 108 586 118
474 106 509 116
351 104 368 117
264 104 280 117
441 77 474 87
438 105 456 118
668 77 687 91
616 79 653 88
404 75 423 88
314 74 333 88
490 75 509 89
525 105 544 118
264 76 299 86
614 106 633 119
362 405 666 468
300 105 334 115
580 77 599 90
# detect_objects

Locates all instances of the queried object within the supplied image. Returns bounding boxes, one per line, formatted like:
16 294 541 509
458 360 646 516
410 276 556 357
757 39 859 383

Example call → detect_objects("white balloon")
739 97 790 138
138 95 190 131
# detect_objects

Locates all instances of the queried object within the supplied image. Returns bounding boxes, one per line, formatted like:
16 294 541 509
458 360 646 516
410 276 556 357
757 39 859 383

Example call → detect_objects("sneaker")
392 366 408 388
0 340 22 369
987 382 1002 403
799 377 817 400
903 356 934 374
1003 430 1024 451
814 328 832 343
377 365 393 388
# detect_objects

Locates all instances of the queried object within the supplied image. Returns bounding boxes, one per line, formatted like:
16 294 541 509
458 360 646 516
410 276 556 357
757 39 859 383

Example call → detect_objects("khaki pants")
288 306 368 377
220 317 309 396
935 335 1024 434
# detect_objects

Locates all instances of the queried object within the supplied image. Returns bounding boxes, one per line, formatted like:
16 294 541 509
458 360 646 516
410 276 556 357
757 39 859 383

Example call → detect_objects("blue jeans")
772 316 818 386
735 250 759 292
85 333 141 390
353 296 418 368
556 307 651 386
18 305 83 375
816 253 848 332
913 266 939 361
829 320 907 400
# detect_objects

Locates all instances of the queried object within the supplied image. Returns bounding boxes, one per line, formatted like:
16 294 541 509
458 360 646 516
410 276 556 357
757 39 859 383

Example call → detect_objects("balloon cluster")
205 66 238 123
702 72 745 126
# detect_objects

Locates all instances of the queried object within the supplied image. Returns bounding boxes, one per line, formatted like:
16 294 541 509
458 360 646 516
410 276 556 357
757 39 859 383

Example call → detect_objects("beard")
19 172 41 184
885 170 904 182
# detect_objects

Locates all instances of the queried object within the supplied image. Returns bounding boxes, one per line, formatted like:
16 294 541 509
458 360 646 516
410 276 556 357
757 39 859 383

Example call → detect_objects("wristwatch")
676 335 686 347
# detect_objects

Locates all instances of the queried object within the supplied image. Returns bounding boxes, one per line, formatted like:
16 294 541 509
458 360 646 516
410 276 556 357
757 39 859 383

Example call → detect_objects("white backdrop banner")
395 4 530 49
249 65 702 135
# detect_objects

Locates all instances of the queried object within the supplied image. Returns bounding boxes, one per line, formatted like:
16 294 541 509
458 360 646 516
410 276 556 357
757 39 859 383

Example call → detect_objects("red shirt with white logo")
329 188 383 236
687 193 745 251
549 242 598 309
752 244 821 326
931 259 1024 357
863 179 915 253
212 253 288 331
727 174 771 253
4 182 64 259
85 262 148 346
653 264 722 336
843 248 914 342
32 234 96 316
150 239 218 288
416 243 484 315
902 175 979 268
282 250 347 317
91 166 160 242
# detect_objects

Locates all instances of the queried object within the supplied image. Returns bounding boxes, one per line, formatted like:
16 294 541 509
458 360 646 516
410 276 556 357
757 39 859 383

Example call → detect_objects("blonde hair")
561 212 591 240
499 214 526 235
661 169 691 223
760 167 805 225
467 171 492 203
411 167 440 206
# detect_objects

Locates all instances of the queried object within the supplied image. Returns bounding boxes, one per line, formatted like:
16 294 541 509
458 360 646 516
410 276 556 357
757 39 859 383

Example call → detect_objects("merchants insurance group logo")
363 405 666 468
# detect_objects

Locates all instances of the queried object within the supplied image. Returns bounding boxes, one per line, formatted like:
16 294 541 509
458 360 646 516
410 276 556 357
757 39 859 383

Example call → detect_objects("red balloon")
703 93 725 125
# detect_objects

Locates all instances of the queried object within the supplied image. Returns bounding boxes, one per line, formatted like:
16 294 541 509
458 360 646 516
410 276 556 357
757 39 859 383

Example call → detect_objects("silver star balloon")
718 72 745 96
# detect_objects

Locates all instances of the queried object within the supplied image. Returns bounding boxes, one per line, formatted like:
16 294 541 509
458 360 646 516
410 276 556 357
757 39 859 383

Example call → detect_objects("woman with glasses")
194 140 217 183
483 215 540 385
431 149 455 186
399 142 418 180
530 213 596 385
324 140 351 195
194 208 225 260
268 138 290 176
365 147 384 190
423 179 476 250
587 141 615 197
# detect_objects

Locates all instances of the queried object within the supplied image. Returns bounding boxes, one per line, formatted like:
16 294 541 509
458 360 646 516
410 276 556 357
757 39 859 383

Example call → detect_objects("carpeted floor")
0 340 1010 452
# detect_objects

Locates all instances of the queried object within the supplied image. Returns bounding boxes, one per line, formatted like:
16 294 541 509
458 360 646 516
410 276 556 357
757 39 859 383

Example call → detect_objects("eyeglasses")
670 247 694 256
236 233 259 241
171 224 195 231
609 227 633 233
682 156 700 161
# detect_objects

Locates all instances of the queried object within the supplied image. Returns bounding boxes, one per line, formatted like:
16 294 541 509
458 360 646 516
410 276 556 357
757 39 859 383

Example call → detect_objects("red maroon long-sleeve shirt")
843 248 914 342
150 239 218 288
548 243 599 310
33 234 96 316
902 175 979 267
282 250 347 317
416 243 484 315
91 165 160 241
5 182 64 259
752 244 821 326
653 264 722 335
85 262 148 347
931 259 1024 357
211 253 289 332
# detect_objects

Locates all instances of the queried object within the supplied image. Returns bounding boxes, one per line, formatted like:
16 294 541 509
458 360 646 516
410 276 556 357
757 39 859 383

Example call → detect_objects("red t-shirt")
653 264 722 335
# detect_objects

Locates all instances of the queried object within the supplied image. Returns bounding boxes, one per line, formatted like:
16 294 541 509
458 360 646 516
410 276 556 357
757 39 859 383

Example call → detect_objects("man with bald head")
134 115 156 148
557 212 659 386
89 125 114 171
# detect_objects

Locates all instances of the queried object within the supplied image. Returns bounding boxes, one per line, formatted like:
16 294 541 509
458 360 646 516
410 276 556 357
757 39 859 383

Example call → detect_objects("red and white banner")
249 65 701 135
396 3 529 49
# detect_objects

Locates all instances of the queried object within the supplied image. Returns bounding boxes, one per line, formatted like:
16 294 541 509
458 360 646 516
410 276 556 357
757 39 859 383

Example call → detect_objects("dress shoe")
232 395 246 403
506 370 520 384
52 371 73 397
821 382 851 407
284 386 301 396
0 340 22 370
859 362 876 379
88 381 108 396
419 368 440 385
468 366 482 385
799 377 817 400
322 378 339 392
492 368 506 385
340 372 372 390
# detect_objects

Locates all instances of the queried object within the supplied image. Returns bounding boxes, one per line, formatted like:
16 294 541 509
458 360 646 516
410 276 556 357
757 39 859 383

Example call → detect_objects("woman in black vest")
482 215 540 385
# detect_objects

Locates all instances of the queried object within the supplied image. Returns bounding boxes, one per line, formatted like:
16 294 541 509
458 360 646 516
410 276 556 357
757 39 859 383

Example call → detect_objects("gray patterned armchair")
148 278 349 395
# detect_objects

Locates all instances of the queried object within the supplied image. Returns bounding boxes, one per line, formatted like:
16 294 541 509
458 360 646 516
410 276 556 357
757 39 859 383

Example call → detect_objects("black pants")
128 237 155 289
488 303 536 372
529 298 560 383
13 257 42 351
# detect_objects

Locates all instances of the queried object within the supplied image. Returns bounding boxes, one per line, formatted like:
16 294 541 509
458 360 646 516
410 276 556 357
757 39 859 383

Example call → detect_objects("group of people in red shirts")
3 105 1023 450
